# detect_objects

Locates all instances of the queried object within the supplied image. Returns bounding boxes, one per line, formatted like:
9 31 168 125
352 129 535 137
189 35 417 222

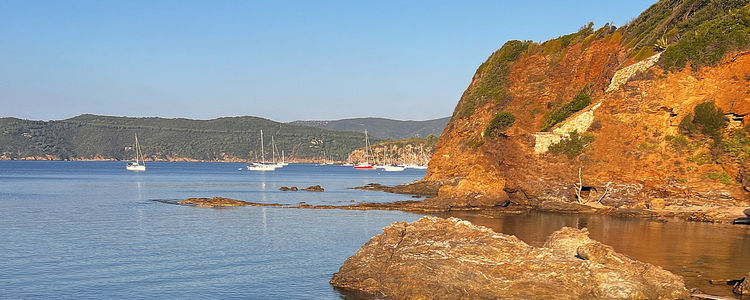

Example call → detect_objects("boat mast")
260 130 266 164
364 129 370 164
271 136 276 165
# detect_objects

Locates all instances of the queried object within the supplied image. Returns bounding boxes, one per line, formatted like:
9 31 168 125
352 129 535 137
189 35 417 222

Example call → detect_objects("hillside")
290 117 449 139
421 0 750 212
346 135 439 165
0 114 380 161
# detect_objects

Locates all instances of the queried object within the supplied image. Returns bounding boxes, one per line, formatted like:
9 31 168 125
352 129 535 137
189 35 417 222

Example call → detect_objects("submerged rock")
330 216 689 299
302 185 324 192
176 197 283 208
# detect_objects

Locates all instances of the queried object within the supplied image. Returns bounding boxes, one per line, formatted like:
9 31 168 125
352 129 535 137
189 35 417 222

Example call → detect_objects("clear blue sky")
0 0 656 122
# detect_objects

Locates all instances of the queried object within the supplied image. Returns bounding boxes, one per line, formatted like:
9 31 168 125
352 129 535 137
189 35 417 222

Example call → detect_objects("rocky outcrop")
302 185 324 192
279 186 299 191
176 197 283 208
331 216 689 299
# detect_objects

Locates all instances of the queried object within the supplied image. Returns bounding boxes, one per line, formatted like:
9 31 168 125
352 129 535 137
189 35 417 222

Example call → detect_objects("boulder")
734 272 750 295
279 186 298 191
302 185 324 192
745 208 750 218
331 216 689 299
648 198 666 210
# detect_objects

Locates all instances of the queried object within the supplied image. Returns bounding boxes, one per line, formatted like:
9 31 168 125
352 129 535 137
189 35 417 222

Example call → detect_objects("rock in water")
302 185 324 192
330 216 689 299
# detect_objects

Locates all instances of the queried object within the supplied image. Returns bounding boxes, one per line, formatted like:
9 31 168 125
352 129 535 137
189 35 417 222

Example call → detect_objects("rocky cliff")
422 1 750 211
347 136 437 165
331 216 689 299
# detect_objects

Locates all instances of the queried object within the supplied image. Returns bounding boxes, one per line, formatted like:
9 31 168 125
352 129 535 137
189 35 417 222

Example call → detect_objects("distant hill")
0 114 379 161
290 117 449 139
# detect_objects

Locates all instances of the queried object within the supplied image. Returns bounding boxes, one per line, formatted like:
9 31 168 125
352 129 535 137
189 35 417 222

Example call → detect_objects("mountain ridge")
0 114 382 162
290 116 449 139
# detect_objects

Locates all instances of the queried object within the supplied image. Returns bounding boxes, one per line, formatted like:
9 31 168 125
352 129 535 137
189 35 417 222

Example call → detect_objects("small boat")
383 165 405 172
354 129 375 170
126 134 146 171
247 130 277 171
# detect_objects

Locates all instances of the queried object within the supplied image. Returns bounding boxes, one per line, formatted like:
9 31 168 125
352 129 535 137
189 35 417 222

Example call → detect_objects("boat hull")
126 164 146 171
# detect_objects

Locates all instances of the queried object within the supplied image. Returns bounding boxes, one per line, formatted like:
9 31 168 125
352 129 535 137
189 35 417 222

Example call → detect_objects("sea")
1 161 749 298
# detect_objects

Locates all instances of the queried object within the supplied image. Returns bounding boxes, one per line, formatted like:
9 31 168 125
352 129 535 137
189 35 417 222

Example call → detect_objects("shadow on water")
433 210 750 296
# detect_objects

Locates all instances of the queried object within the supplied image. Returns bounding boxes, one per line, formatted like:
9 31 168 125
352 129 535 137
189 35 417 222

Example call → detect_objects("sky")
0 0 657 122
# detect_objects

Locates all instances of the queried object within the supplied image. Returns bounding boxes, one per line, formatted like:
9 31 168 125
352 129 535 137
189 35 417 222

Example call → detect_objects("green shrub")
541 89 591 131
662 6 750 71
484 111 516 137
548 131 595 158
707 171 733 185
465 136 485 150
693 102 728 139
679 102 728 140
670 135 690 154
723 129 750 162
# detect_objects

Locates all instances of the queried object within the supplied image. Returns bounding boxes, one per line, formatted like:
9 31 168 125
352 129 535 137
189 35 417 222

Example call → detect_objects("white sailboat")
280 150 289 166
247 130 276 171
271 136 284 168
383 146 404 172
353 129 375 169
126 134 146 171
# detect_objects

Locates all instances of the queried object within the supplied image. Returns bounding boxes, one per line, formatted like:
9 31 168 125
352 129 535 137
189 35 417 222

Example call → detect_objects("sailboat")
279 150 289 166
383 146 404 172
247 130 276 171
373 146 387 169
353 129 375 169
126 134 146 171
270 136 284 168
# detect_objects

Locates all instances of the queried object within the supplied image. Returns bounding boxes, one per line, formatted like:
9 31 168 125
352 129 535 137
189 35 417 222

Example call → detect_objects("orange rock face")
425 35 750 209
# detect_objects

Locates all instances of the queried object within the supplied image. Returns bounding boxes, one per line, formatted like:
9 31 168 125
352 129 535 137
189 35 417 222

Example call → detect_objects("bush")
707 171 733 185
680 102 728 140
548 131 595 158
541 90 592 131
662 6 750 71
484 112 516 137
465 136 485 150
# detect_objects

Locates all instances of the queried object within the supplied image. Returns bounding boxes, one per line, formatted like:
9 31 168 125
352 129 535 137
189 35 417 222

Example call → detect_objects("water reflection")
436 211 750 296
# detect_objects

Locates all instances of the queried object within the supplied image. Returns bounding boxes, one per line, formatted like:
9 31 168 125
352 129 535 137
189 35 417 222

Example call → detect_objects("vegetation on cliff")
548 131 596 158
624 0 750 71
679 102 729 140
541 89 592 132
455 40 531 119
484 112 516 137
0 114 379 161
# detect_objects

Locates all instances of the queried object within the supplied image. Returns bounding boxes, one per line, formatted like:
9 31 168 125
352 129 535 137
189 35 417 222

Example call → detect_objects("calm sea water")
1 161 749 298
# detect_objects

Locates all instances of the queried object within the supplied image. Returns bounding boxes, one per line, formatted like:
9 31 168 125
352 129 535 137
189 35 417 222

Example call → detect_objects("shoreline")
160 188 750 226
